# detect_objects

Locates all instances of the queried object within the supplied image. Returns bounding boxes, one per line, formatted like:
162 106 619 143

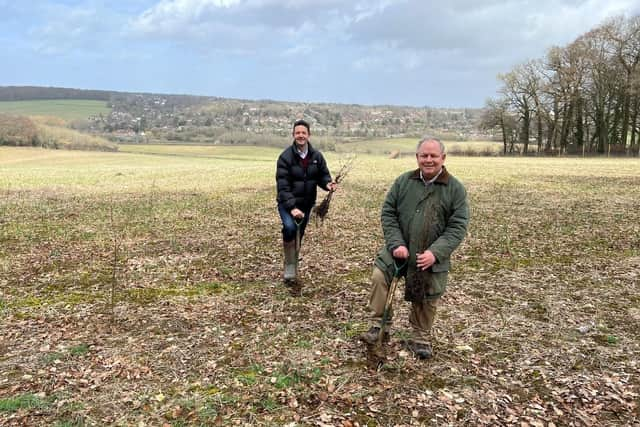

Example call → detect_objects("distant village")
87 93 485 144
0 86 487 145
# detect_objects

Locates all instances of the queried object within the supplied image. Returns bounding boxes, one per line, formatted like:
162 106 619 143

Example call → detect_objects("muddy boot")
283 240 297 282
358 326 390 345
288 280 302 297
404 340 433 360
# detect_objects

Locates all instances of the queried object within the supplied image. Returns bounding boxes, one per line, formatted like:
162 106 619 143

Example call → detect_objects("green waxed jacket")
374 166 469 301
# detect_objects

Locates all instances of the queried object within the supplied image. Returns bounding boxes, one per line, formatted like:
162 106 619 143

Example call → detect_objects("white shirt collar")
420 168 443 186
295 144 308 159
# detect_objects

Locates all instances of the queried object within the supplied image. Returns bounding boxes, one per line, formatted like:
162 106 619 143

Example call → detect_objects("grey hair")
416 137 445 154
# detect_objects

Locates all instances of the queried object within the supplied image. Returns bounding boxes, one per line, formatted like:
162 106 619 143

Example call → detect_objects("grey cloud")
15 2 128 56
343 0 640 79
127 0 394 54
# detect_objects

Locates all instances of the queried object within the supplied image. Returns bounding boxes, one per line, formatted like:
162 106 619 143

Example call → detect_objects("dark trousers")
278 204 312 243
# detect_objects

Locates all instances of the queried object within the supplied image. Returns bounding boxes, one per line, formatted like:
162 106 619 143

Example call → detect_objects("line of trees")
0 86 112 101
482 15 640 156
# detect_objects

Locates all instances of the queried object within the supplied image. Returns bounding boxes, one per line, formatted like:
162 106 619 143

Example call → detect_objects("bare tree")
499 66 534 154
481 97 518 154
489 14 640 156
606 16 640 155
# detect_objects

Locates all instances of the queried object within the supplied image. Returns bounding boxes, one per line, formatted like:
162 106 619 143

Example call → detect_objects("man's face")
293 125 310 148
416 140 446 179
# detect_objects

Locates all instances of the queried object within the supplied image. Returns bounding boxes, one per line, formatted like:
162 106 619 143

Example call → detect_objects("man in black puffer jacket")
276 119 336 285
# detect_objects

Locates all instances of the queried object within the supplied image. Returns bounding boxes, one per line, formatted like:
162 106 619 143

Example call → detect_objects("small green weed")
70 343 90 356
593 334 619 346
273 372 299 389
259 396 279 412
270 365 322 389
0 393 49 413
340 321 361 338
43 352 65 364
54 419 85 427
237 364 264 386
294 338 312 349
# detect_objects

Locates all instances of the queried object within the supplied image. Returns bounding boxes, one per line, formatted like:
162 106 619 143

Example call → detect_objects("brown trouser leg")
368 266 439 341
367 266 392 330
409 298 439 344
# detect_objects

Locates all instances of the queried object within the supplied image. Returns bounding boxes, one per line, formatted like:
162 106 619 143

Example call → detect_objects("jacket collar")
410 166 450 184
291 141 315 155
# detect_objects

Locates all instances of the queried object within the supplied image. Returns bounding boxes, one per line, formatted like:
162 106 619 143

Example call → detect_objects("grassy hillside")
1 146 638 426
0 99 110 121
0 113 117 151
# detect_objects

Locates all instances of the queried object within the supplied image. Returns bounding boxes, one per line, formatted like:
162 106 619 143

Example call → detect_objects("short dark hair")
293 119 310 133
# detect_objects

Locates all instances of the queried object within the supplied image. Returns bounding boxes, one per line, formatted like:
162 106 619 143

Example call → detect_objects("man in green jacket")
360 137 469 359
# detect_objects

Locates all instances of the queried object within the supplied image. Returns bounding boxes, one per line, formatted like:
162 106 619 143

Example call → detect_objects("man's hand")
392 246 409 259
416 250 436 270
291 208 304 219
327 182 337 192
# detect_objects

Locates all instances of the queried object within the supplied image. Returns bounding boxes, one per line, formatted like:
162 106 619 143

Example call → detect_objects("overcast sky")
2 1 639 107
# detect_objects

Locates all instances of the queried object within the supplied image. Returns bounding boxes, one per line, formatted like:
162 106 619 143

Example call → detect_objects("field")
1 144 639 426
0 100 111 121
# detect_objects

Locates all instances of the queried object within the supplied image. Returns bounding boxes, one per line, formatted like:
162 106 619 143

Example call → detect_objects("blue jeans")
278 204 312 243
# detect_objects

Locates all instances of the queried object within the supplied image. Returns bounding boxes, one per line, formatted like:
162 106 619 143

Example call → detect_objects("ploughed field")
1 145 638 425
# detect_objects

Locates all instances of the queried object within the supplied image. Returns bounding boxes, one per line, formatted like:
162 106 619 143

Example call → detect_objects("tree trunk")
560 102 574 154
536 110 543 154
549 99 559 152
574 96 584 150
500 117 508 155
520 106 530 154
621 91 631 154
631 97 639 156
595 104 607 154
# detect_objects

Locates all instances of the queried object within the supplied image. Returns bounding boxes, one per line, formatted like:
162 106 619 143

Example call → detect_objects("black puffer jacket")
276 142 332 211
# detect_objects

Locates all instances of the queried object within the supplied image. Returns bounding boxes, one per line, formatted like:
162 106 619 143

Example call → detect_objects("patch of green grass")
58 402 86 418
197 403 219 422
43 344 90 364
9 290 103 314
340 321 362 339
593 334 619 346
258 396 279 412
70 343 90 356
217 266 233 276
308 367 323 383
12 296 44 308
115 282 242 306
0 393 49 413
197 393 238 422
272 372 299 389
236 364 264 386
393 330 412 341
294 338 313 349
54 291 100 306
270 365 323 389
197 281 233 294
54 419 85 427
0 100 110 121
43 352 66 364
